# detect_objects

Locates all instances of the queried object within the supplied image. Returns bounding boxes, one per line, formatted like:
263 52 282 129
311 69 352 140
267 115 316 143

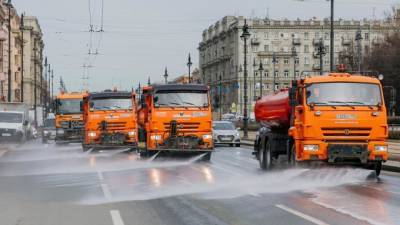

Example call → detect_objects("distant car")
221 113 237 122
42 118 56 143
212 121 240 147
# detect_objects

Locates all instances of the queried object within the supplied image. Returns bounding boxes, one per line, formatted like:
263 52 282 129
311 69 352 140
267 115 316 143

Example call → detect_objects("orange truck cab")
254 73 388 176
54 92 85 143
137 84 213 160
82 90 137 150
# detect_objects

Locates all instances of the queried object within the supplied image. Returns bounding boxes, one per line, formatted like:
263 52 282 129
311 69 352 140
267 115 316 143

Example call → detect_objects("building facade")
198 16 397 117
0 0 45 108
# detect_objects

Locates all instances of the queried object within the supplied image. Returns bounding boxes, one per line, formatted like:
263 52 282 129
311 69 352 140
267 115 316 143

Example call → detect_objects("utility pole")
330 0 335 72
20 13 24 102
258 61 264 98
272 52 277 92
187 53 192 83
355 28 363 73
317 38 326 75
7 0 12 102
219 75 222 120
241 19 251 139
33 41 37 125
51 69 54 104
44 57 47 113
164 67 168 84
252 58 257 101
47 64 51 110
292 38 297 80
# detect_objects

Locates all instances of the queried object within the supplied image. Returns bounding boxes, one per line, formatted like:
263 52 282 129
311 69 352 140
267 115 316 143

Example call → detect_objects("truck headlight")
88 131 97 138
203 134 212 140
128 131 136 136
150 135 161 140
304 144 319 151
374 145 388 152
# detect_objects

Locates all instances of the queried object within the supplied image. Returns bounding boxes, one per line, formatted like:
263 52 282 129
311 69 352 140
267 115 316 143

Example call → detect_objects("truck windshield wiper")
328 101 355 109
310 102 337 109
344 102 374 109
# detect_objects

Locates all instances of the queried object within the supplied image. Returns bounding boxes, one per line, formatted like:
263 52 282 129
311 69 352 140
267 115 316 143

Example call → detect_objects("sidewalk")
240 131 400 172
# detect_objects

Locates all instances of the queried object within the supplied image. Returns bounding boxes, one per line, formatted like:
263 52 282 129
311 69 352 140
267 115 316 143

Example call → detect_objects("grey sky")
13 0 399 92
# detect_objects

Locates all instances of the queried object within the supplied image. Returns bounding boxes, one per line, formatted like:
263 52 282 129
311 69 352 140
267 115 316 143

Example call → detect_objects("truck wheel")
288 145 297 167
260 139 273 170
374 161 382 177
202 152 212 161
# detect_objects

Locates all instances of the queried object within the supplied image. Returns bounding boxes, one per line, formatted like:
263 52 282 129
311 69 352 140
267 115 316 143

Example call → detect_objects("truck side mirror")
153 96 159 103
80 101 83 111
23 120 29 126
89 102 94 108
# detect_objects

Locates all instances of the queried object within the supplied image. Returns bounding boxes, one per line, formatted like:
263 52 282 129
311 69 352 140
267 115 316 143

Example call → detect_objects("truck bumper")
299 140 388 163
83 142 137 150
147 148 214 152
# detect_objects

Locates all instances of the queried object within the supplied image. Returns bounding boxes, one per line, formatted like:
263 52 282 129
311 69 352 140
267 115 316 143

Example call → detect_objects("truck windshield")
154 91 208 107
0 112 23 123
58 99 82 114
306 82 382 106
90 98 132 110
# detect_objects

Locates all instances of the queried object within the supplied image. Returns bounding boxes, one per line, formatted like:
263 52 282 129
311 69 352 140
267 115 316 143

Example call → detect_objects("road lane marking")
110 210 125 225
276 204 330 225
101 183 112 200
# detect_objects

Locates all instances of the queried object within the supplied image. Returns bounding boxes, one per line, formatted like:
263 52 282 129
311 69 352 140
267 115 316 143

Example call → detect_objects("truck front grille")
322 127 371 138
163 122 200 132
99 121 127 130
60 120 84 129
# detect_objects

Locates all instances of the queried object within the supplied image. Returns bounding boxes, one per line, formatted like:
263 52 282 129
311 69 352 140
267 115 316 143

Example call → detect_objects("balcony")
342 39 351 46
251 38 260 45
312 64 321 71
313 39 324 46
292 38 301 45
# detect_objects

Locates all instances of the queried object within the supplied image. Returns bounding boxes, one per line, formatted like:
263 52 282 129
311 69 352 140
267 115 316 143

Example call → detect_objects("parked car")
212 121 240 147
42 118 56 143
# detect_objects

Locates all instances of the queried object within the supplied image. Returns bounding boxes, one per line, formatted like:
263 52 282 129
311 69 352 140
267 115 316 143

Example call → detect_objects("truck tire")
260 138 273 170
375 161 382 177
202 152 212 161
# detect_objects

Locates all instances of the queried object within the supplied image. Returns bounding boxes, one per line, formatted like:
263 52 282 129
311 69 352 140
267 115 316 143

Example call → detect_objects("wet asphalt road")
0 141 399 225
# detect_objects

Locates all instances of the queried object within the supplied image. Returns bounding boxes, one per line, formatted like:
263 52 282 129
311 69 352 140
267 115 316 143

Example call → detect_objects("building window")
283 46 289 52
324 32 329 40
315 32 320 39
274 32 279 40
255 71 258 77
325 45 330 53
284 70 289 77
304 57 310 66
264 45 269 52
275 84 279 91
295 70 300 77
304 32 309 40
295 57 299 64
252 46 258 52
365 33 369 41
264 58 269 65
284 83 289 88
324 58 330 65
274 71 279 77
265 32 269 39
266 84 270 90
284 58 289 65
265 70 269 77
304 45 309 53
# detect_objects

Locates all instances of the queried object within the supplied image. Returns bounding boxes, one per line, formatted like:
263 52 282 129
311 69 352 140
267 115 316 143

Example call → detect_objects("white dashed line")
110 210 125 225
276 204 330 225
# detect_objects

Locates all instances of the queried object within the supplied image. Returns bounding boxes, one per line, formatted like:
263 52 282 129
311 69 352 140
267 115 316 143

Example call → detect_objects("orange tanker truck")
137 84 213 160
54 92 86 144
253 73 388 176
81 90 137 151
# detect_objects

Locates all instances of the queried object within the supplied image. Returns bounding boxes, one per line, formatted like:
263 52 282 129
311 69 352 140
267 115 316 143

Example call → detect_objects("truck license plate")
1 133 11 137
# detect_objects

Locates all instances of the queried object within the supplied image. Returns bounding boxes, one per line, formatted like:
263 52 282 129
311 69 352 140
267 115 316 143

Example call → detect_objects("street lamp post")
20 13 24 102
187 53 192 83
33 42 37 125
6 0 12 102
330 0 335 72
258 61 264 98
252 58 257 101
44 57 48 113
240 19 251 139
47 64 51 110
272 52 277 92
219 75 222 120
164 67 168 84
